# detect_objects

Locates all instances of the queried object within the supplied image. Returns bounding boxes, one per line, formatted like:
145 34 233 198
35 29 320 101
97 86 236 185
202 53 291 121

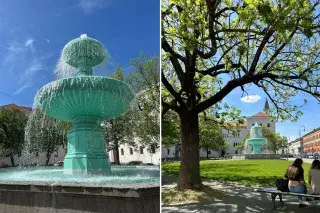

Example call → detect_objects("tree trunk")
177 111 202 190
114 141 120 165
10 154 14 167
207 148 209 159
46 149 51 166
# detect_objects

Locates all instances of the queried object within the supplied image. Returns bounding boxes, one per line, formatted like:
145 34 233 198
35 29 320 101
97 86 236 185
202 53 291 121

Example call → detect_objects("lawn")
162 160 312 186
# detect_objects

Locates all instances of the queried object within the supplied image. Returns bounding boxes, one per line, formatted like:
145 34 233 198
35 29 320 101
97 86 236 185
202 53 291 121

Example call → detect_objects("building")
302 127 320 155
162 99 277 159
287 138 303 156
110 143 159 165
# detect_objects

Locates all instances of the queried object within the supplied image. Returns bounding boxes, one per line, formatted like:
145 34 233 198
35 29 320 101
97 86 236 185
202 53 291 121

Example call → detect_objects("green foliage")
25 108 70 165
162 160 311 186
199 116 226 154
104 54 160 163
0 108 28 165
126 53 160 148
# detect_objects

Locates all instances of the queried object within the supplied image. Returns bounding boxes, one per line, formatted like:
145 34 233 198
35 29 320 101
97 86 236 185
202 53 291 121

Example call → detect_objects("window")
121 148 124 155
140 146 144 154
267 123 270 127
130 148 133 155
167 148 170 155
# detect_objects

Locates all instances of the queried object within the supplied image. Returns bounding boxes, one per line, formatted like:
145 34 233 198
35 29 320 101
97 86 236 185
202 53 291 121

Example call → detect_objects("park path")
162 174 320 213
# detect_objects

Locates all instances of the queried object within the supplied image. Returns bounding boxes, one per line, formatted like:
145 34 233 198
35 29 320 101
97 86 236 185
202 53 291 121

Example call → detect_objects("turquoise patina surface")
35 35 134 174
245 123 268 154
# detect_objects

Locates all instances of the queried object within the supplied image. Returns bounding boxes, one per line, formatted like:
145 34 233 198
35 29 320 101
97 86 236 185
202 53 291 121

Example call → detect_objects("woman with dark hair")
284 158 306 194
309 159 320 195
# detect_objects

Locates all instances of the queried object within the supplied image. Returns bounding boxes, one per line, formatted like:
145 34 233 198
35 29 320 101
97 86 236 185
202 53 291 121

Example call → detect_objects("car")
54 161 63 167
308 155 314 159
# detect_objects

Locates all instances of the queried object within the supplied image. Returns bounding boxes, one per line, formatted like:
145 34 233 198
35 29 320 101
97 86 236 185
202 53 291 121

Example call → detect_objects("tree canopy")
162 0 320 189
0 108 28 166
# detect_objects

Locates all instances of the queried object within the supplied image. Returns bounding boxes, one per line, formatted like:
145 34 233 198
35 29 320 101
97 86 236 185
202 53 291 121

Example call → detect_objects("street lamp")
299 125 306 158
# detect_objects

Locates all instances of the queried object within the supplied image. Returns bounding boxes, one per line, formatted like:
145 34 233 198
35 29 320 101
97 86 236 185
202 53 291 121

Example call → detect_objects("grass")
162 185 224 204
162 160 312 186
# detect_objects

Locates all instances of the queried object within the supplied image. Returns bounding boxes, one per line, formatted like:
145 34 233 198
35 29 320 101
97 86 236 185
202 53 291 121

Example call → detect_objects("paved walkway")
162 175 320 213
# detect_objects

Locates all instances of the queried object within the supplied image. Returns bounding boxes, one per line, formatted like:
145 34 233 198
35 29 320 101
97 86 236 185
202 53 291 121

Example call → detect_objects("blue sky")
223 84 320 141
0 0 159 107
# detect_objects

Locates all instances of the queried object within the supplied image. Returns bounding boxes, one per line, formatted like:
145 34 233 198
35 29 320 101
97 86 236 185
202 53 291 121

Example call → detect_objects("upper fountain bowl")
62 34 105 75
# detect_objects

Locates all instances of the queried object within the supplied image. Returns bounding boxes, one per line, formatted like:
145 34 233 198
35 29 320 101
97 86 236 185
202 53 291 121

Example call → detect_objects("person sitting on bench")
309 159 320 196
284 158 306 194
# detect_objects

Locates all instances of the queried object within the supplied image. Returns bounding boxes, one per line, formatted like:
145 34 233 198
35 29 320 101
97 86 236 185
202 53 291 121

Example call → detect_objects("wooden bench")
257 187 320 209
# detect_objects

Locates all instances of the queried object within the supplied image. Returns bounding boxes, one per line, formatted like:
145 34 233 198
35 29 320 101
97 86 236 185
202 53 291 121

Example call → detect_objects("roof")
251 112 269 118
0 104 32 113
302 127 320 138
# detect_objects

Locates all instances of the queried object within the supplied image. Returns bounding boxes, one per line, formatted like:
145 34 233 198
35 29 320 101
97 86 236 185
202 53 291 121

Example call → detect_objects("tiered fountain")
0 35 159 213
233 123 280 160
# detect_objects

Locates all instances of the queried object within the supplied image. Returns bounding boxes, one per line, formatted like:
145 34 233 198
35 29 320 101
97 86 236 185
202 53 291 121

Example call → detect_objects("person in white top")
308 159 320 195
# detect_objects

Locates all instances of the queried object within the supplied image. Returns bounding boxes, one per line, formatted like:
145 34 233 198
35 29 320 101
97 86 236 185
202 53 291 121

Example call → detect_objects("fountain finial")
61 34 106 76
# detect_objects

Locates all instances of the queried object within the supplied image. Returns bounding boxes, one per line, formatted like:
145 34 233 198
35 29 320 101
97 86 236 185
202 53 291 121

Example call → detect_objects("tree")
25 109 70 165
162 0 320 189
0 108 28 166
199 116 226 159
103 66 134 165
104 54 160 164
126 53 160 149
237 125 288 153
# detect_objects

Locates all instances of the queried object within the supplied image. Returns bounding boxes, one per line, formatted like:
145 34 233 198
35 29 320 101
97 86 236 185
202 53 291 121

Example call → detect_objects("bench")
257 187 320 209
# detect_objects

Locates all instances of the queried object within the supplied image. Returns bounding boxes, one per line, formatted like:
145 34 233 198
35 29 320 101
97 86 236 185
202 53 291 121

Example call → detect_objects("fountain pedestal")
64 120 110 175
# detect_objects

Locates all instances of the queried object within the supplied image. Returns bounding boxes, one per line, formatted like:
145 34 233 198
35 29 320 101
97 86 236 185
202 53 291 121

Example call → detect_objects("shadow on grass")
162 178 319 213
162 185 224 204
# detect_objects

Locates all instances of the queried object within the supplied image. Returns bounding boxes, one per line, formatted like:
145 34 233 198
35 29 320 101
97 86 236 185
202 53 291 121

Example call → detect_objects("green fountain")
35 34 134 175
245 123 268 154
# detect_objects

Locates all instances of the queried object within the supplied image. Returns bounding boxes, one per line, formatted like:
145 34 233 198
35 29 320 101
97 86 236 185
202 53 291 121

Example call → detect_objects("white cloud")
240 95 262 103
0 36 51 95
25 37 34 47
78 0 111 14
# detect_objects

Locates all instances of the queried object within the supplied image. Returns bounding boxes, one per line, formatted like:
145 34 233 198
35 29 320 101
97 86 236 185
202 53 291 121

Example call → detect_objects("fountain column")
64 119 110 175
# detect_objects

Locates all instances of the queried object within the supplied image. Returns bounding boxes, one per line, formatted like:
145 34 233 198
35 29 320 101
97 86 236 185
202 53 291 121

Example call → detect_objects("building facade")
287 138 303 156
302 128 320 155
162 99 277 159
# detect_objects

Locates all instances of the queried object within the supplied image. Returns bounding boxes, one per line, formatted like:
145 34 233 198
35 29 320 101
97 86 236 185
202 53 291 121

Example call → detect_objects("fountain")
233 123 280 160
0 35 160 213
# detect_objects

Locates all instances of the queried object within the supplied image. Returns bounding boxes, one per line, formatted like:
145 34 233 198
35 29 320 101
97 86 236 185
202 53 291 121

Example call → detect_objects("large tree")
126 53 160 149
0 108 28 166
104 54 160 164
103 66 134 165
162 0 320 189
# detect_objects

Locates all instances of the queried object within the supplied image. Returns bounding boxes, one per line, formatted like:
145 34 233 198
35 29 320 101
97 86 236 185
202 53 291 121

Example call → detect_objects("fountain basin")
0 166 160 213
36 76 134 122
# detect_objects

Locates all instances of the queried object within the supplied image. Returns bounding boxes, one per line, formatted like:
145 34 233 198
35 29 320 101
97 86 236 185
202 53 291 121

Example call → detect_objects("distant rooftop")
251 111 269 118
0 104 32 113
